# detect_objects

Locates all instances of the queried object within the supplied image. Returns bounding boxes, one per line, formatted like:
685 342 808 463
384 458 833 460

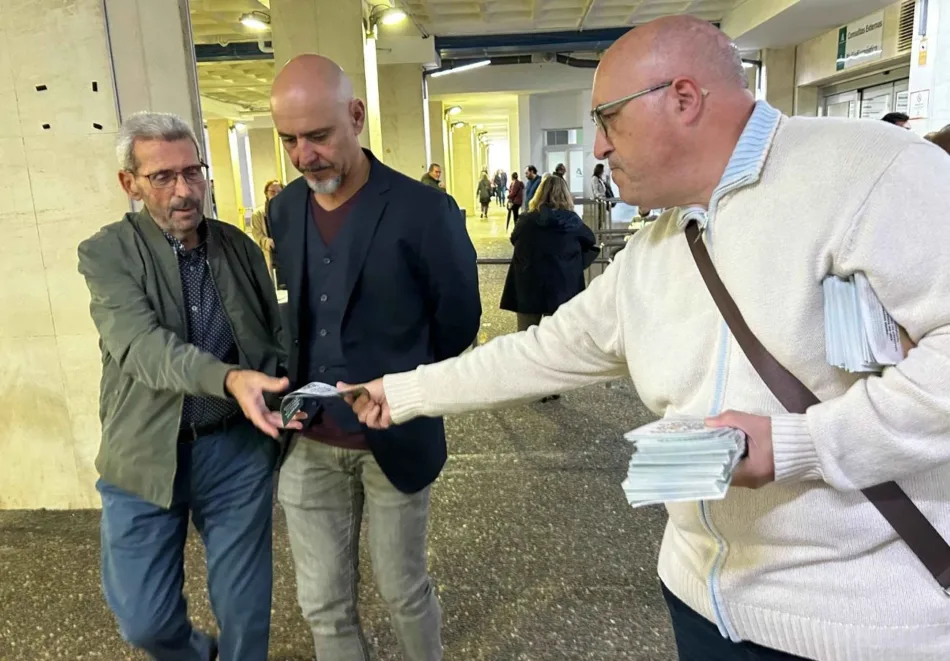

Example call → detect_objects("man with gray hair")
78 111 301 661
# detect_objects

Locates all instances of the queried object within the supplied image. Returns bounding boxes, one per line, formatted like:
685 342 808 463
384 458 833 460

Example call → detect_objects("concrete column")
427 100 445 173
0 0 200 509
206 119 242 228
271 0 381 154
248 128 282 203
909 0 950 132
762 47 796 116
378 64 427 177
450 125 475 213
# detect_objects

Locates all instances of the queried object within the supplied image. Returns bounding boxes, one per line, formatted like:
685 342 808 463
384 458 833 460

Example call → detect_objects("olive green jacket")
77 209 286 507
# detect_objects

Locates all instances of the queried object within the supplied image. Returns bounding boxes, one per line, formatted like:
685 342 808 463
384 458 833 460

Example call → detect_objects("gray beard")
306 175 342 195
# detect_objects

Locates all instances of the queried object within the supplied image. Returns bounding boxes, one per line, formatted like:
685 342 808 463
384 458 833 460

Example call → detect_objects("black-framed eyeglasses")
590 81 674 135
132 163 208 189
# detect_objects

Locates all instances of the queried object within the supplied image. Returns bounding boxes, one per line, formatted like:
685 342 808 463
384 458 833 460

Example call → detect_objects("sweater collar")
677 100 782 230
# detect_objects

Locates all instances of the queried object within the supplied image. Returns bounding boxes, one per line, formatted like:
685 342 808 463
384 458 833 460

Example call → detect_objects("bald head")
590 16 755 210
599 16 747 96
271 54 367 196
271 54 355 112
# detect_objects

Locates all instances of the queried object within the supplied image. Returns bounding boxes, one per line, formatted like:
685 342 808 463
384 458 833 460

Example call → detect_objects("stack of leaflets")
280 382 365 426
621 418 747 509
823 273 903 373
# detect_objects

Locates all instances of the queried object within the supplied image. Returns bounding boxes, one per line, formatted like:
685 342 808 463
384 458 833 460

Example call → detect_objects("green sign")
837 26 847 71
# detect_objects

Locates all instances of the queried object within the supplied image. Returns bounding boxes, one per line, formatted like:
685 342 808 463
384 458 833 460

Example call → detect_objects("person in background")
554 163 567 179
477 171 493 218
501 173 598 339
250 179 284 284
527 173 550 212
420 163 445 190
506 171 524 230
268 54 481 661
925 124 950 152
590 163 608 198
341 15 950 661
493 170 506 206
882 112 910 129
78 111 301 661
522 165 541 211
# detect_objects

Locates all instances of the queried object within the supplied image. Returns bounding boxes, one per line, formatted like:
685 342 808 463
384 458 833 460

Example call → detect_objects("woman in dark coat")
505 171 525 230
500 174 598 330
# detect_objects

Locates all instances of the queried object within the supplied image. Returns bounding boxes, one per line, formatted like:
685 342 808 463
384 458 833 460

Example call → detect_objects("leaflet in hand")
620 417 747 509
280 382 365 426
823 273 903 374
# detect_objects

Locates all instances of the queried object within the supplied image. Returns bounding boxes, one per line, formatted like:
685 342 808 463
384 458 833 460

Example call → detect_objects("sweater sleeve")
384 245 631 424
772 143 950 490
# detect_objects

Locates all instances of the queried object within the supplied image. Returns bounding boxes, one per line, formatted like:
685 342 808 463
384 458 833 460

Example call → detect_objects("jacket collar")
676 100 782 230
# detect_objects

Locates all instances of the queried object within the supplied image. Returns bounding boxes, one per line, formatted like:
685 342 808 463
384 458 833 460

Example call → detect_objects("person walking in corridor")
268 54 481 661
341 16 950 661
420 163 444 190
477 171 492 218
505 171 524 230
78 112 301 661
250 178 283 284
522 165 541 211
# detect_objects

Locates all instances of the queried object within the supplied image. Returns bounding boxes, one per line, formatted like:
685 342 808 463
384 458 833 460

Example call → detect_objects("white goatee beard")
306 175 343 195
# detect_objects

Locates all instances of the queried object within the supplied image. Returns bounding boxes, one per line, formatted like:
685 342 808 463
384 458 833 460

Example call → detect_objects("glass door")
822 91 859 118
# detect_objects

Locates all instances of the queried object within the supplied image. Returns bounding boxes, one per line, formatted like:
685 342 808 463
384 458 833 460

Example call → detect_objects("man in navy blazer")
268 55 480 660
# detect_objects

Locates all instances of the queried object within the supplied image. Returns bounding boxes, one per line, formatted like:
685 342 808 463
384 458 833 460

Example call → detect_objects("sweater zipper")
692 181 751 641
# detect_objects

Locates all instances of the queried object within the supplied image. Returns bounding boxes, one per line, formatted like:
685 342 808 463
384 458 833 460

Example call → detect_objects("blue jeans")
98 421 276 661
662 584 811 661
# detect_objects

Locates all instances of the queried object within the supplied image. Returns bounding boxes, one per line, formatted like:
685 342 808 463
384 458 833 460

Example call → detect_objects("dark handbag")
684 219 950 592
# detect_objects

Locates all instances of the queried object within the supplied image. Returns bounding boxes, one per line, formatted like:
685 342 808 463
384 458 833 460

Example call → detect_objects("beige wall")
427 100 445 172
0 0 200 509
450 125 475 213
763 47 797 116
796 2 907 87
378 64 427 178
248 128 281 207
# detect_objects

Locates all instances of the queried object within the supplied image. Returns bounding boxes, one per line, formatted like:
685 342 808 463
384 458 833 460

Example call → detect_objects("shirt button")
320 294 328 303
318 365 327 373
319 329 328 337
293 339 300 347
323 257 331 265
191 305 198 312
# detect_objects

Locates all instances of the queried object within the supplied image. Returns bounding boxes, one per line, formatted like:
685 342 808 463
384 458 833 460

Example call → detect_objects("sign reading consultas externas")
836 11 885 71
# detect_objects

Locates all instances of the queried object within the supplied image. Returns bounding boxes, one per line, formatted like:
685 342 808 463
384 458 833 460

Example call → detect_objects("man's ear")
350 99 367 135
118 170 143 201
670 78 706 125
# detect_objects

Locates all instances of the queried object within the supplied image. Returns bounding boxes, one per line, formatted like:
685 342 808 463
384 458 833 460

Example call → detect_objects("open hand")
338 379 391 429
226 369 305 438
705 410 774 489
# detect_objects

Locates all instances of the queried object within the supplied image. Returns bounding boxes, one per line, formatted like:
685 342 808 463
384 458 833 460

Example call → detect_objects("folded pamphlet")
280 382 366 426
823 273 902 373
620 418 747 509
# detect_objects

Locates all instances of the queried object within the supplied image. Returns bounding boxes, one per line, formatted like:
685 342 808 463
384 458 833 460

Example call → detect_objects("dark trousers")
98 422 277 661
662 584 811 661
506 204 520 230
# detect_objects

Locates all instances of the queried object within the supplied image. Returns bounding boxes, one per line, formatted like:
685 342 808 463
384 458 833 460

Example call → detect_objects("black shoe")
539 395 561 403
211 641 219 661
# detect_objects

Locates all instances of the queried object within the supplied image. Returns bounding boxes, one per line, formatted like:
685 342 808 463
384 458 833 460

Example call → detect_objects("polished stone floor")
0 207 675 660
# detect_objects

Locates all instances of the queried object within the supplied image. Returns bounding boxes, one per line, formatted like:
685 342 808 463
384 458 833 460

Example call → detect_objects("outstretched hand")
338 379 391 429
226 369 305 438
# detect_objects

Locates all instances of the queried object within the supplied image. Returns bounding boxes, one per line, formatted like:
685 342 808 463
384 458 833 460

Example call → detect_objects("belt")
177 411 243 443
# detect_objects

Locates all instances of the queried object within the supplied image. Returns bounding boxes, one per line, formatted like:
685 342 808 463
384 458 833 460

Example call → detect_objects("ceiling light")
381 8 407 25
445 105 462 116
430 60 491 78
240 11 270 31
234 122 246 131
451 121 465 129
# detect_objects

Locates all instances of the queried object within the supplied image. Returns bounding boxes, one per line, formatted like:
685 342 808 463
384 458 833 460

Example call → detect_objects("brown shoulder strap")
685 220 950 592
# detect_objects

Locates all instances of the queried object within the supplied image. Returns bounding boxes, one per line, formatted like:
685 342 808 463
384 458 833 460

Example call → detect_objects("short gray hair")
116 111 201 172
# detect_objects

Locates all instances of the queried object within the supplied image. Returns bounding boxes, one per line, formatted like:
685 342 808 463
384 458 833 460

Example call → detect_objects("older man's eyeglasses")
134 164 208 189
590 81 673 135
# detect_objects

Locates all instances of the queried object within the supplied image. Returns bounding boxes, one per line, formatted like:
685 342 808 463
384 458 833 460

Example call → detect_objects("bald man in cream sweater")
343 17 950 661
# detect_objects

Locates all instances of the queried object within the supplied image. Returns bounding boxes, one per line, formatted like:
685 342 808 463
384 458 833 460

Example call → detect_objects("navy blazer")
269 152 481 493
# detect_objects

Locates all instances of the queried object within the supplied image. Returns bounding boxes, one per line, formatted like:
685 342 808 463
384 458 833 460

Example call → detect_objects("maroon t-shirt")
300 192 369 451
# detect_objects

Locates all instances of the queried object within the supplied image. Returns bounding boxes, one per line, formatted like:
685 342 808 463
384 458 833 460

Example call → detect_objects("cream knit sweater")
384 108 950 660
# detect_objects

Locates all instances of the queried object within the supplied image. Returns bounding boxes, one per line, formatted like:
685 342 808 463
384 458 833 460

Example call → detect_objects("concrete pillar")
271 0 382 155
427 100 445 174
0 0 200 509
248 128 282 204
762 47 796 116
206 119 243 229
450 125 475 213
378 64 427 177
909 0 950 132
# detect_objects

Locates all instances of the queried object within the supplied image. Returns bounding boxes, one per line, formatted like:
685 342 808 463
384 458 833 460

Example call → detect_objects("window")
544 128 584 146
